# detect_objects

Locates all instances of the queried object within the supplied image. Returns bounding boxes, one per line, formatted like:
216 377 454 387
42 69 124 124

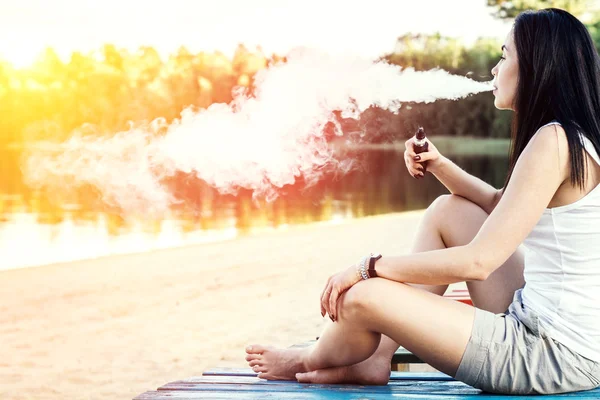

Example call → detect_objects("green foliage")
1 4 599 156
486 1 600 59
585 19 600 52
0 44 271 146
487 0 588 19
380 34 511 140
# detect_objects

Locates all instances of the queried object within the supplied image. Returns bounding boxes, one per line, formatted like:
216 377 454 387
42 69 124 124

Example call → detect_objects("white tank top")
521 121 600 362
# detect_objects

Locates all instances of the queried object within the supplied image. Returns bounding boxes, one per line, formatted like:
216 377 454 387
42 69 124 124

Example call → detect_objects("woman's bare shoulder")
533 124 570 183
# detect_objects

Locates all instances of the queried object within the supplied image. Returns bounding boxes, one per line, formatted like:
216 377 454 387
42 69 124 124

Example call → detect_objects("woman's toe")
257 372 274 380
246 344 267 354
245 354 261 362
253 366 268 373
249 359 263 367
295 371 315 383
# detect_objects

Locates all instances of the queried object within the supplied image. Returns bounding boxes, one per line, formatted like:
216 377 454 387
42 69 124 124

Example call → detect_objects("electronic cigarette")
413 127 429 174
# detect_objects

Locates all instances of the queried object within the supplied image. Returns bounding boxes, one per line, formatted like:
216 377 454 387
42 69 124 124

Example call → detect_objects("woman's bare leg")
245 194 525 384
374 194 525 368
358 195 526 381
246 274 476 381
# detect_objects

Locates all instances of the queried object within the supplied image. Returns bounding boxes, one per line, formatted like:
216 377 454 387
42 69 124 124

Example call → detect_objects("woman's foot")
245 344 311 381
295 354 391 385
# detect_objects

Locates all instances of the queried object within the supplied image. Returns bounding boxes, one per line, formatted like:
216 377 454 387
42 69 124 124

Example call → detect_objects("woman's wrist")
352 263 365 284
354 254 381 282
429 155 447 175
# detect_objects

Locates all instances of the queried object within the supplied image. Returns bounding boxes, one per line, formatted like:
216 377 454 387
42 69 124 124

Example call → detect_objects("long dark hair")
501 8 600 195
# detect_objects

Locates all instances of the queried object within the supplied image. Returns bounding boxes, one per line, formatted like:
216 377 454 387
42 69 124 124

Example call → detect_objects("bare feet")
245 344 391 385
245 344 310 381
295 354 391 385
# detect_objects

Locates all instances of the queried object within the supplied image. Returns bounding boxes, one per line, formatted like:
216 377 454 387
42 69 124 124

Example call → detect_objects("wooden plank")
202 368 453 381
135 370 600 399
134 390 482 399
445 289 473 306
157 376 600 397
136 384 600 399
164 375 458 387
136 391 600 400
135 391 600 400
393 347 425 364
159 379 474 393
136 391 346 399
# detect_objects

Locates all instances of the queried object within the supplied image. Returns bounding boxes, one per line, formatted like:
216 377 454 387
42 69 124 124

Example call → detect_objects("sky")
0 0 513 67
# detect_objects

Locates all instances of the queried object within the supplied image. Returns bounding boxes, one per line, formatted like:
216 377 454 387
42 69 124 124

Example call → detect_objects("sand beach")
0 209 455 399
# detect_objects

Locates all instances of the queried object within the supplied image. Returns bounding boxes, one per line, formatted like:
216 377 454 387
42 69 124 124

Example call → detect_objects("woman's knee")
337 280 376 320
426 194 474 223
430 194 475 213
338 280 408 321
427 194 488 246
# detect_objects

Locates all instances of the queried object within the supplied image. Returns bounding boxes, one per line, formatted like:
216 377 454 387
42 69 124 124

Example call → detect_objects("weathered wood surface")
133 368 600 399
179 369 453 381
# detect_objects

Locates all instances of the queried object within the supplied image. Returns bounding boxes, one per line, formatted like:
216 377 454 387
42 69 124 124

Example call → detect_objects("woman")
245 8 600 395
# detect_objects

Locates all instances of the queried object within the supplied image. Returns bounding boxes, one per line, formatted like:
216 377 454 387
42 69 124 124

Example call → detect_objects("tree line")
1 0 597 199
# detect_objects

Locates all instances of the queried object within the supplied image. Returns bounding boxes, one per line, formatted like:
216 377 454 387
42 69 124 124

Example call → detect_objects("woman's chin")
493 97 508 110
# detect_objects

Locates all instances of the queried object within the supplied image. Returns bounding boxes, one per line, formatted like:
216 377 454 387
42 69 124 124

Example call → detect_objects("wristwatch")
368 253 382 278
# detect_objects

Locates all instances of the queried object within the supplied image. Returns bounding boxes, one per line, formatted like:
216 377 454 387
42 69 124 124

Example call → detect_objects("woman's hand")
320 265 361 322
404 135 444 178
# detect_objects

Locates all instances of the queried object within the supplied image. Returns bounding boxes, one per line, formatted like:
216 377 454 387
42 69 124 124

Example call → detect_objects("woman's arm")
430 156 502 215
376 125 569 285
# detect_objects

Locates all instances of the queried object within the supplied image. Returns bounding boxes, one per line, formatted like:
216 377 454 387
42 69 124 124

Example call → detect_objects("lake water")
0 147 509 270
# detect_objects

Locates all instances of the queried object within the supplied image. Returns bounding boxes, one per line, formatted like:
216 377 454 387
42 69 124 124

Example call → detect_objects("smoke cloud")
24 48 493 214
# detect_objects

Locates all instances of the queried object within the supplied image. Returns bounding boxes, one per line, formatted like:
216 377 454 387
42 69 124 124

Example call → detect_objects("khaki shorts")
455 288 600 395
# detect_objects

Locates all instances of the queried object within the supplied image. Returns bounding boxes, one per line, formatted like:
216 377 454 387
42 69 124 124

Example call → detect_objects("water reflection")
0 149 508 270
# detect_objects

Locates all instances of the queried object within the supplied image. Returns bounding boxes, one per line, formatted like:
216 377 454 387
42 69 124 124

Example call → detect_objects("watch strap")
368 254 382 278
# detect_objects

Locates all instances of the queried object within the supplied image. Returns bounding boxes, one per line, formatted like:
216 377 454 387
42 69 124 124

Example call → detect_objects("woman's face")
491 30 519 110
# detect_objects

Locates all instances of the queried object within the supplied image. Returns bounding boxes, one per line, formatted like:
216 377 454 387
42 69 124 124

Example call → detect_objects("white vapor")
24 48 493 215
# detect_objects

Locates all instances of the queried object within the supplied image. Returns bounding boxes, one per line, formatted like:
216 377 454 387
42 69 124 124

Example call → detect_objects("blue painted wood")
137 384 600 400
135 389 600 399
202 367 453 381
135 390 600 399
133 369 600 399
158 375 600 397
159 376 472 391
159 381 478 394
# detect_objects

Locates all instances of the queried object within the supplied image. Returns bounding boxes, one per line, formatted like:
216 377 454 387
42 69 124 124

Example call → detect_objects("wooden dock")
133 367 600 399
